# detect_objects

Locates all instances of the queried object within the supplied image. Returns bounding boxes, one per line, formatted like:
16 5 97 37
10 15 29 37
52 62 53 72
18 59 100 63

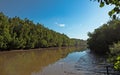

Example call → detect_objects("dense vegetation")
109 42 120 70
87 19 120 71
0 12 86 51
87 19 120 53
90 0 120 72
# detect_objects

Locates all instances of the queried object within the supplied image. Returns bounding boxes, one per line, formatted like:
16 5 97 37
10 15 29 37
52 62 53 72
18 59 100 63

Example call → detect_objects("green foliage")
92 0 120 18
87 19 120 53
0 12 86 50
88 19 120 70
41 39 48 48
110 41 120 54
0 12 12 50
100 1 104 7
108 42 120 70
114 56 120 70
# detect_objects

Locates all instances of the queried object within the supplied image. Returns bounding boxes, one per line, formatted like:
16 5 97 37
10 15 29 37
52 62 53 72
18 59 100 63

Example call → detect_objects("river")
0 48 107 75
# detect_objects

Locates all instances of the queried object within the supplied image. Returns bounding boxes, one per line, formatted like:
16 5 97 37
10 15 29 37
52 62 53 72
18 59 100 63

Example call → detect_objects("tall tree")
0 12 11 50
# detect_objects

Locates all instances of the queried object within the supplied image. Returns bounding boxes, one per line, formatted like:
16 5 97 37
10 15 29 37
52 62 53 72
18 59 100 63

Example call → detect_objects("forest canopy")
0 12 86 51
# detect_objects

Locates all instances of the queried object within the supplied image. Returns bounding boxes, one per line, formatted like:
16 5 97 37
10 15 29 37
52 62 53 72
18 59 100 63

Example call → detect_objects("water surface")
0 48 106 75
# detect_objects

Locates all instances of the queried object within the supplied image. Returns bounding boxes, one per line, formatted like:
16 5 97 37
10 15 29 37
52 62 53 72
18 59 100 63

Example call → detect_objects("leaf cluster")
92 0 120 19
109 42 120 70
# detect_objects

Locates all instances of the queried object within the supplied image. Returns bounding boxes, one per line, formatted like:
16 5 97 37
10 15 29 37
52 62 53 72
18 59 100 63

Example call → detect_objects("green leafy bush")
109 42 120 70
114 56 120 70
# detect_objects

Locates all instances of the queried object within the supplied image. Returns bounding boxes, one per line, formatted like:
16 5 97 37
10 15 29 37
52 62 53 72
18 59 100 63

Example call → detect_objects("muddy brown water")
0 48 107 75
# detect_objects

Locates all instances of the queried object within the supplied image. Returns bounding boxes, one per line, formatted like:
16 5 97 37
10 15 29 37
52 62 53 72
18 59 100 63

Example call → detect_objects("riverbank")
0 46 86 54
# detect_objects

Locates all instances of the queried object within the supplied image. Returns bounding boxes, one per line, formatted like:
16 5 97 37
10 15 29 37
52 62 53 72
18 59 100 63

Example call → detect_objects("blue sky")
0 0 113 40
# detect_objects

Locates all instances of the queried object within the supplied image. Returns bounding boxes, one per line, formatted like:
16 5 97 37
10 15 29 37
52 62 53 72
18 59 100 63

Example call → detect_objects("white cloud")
55 22 65 27
58 24 65 27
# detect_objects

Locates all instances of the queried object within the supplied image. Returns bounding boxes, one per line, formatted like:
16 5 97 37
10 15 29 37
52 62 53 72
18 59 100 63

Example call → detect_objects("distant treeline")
0 12 86 51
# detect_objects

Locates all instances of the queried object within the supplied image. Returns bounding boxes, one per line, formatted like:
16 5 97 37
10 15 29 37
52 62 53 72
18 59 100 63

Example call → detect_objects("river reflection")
0 47 83 75
32 50 107 75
